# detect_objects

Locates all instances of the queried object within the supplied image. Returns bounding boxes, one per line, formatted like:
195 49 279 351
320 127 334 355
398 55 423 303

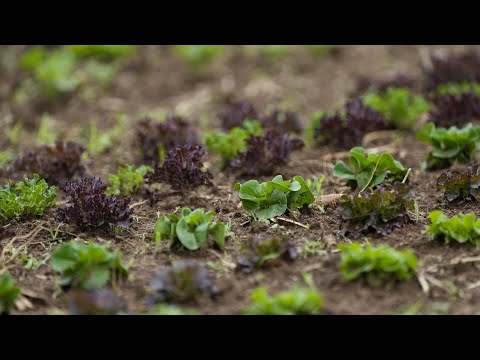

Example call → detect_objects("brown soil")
2 45 480 315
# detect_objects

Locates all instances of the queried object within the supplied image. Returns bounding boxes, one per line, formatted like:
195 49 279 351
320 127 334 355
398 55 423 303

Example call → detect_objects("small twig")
417 272 430 295
1 224 46 261
402 168 412 184
277 217 309 229
466 280 480 291
129 200 148 209
240 219 251 226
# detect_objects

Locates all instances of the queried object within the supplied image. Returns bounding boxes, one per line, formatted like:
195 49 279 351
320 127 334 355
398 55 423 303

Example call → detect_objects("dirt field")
2 45 480 315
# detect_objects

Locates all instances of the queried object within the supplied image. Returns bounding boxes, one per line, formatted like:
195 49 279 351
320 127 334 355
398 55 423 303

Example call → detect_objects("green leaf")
176 217 200 250
0 272 21 314
333 147 406 189
83 268 110 290
256 189 288 220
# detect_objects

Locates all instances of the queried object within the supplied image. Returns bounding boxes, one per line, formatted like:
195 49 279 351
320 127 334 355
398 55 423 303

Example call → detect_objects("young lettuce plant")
146 260 219 305
235 175 315 221
243 273 323 315
11 140 86 186
423 50 480 92
426 210 480 247
135 116 198 163
153 208 233 251
333 147 408 190
218 100 258 130
306 175 326 197
51 240 130 290
429 92 480 128
205 120 262 167
353 74 417 97
0 174 57 222
435 82 480 96
236 236 298 273
171 45 226 69
106 165 152 196
144 144 213 191
362 87 429 130
337 182 416 238
311 99 388 150
67 288 127 315
339 243 418 287
57 177 133 232
436 164 480 203
228 128 304 177
0 272 21 314
68 45 136 61
416 122 480 171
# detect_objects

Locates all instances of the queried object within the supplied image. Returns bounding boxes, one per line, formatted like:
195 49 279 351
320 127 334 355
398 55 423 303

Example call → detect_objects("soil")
2 45 480 315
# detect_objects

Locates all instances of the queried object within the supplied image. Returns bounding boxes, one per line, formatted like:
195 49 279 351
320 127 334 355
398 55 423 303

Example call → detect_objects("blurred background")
0 45 476 174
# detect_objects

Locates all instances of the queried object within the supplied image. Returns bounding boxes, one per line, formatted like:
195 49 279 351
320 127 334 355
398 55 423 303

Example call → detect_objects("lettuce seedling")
436 165 480 202
237 236 298 273
244 274 323 315
436 82 480 96
312 99 388 149
145 144 213 191
259 109 304 134
57 177 133 231
135 116 198 163
51 240 130 290
205 120 262 167
17 46 135 101
68 45 136 61
362 87 429 130
235 175 315 221
153 207 232 251
0 174 57 222
229 128 304 177
416 122 480 171
0 149 15 167
423 50 480 92
147 260 219 305
0 272 21 314
426 210 480 247
333 147 407 190
218 100 258 130
12 140 86 186
429 92 480 128
85 116 127 158
106 165 152 196
337 182 416 238
306 175 326 197
339 243 418 286
67 288 127 315
171 45 225 68
353 74 417 97
20 48 79 99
